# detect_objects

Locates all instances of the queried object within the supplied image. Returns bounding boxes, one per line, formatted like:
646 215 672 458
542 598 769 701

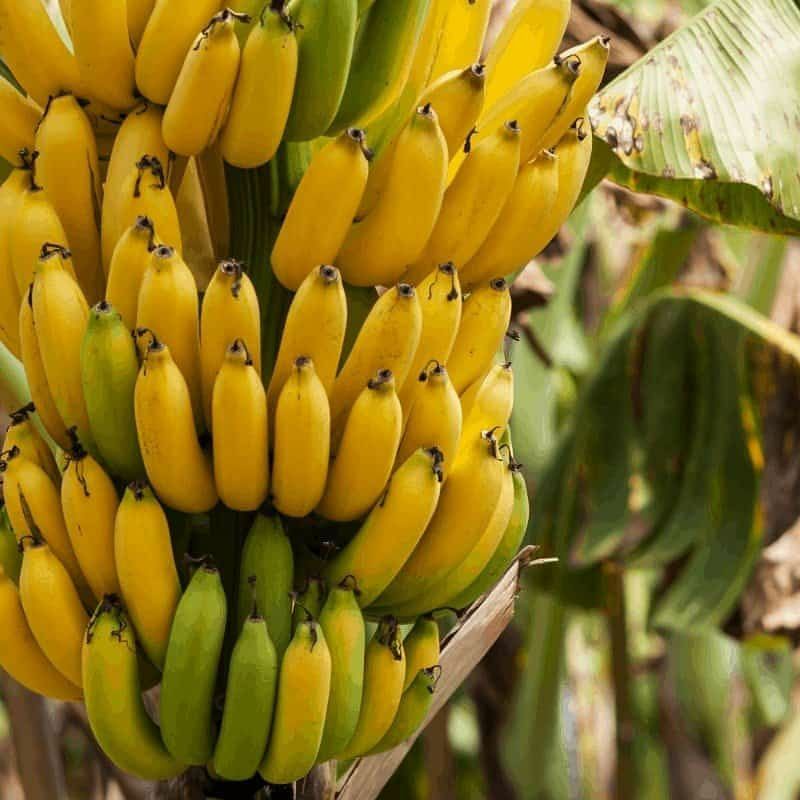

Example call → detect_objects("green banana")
160 563 227 766
293 575 326 631
81 301 144 482
259 617 332 784
316 576 366 763
328 0 432 133
238 512 294 659
284 0 358 141
212 586 279 782
401 615 439 691
0 505 22 583
82 596 185 781
367 666 439 754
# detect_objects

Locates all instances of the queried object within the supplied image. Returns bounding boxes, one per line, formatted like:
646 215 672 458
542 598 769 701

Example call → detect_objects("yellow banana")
32 244 94 449
0 0 80 106
540 36 611 149
330 283 422 436
19 537 89 687
101 104 168 273
324 447 443 606
128 0 156 47
259 618 332 784
397 262 462 412
133 334 218 513
2 404 59 486
200 259 261 429
114 482 181 670
0 169 29 355
70 0 137 110
267 264 347 425
35 94 105 304
317 370 403 522
162 9 245 157
337 616 406 760
106 216 155 330
83 597 185 779
448 278 511 393
271 128 371 290
420 63 486 157
402 615 440 690
271 356 330 518
137 245 203 423
396 362 462 480
135 0 225 105
220 3 298 168
483 0 571 111
18 287 71 450
336 104 448 288
427 0 491 83
0 76 40 166
212 340 269 512
404 121 521 284
459 361 514 451
373 429 505 609
0 566 81 700
61 440 120 602
461 149 559 287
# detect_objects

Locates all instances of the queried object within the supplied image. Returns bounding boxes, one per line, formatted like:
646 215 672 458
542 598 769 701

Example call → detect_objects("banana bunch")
0 0 605 787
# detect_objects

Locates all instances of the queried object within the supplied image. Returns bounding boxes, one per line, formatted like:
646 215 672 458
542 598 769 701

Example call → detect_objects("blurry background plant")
1 0 800 797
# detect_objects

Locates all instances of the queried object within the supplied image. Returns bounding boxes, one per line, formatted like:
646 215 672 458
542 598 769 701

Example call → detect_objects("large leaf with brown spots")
588 0 800 235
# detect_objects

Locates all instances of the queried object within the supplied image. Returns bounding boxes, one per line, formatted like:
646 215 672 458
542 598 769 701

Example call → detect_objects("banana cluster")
0 0 606 787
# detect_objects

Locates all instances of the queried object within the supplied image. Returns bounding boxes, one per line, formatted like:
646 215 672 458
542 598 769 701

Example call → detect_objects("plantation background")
1 0 800 797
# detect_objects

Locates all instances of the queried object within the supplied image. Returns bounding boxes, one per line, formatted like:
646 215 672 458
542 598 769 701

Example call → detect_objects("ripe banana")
330 0 432 132
397 262 462 411
460 361 515 452
267 264 347 425
220 3 298 167
483 0 571 112
259 618 332 783
114 483 181 670
32 244 94 449
271 356 330 518
282 0 357 141
34 94 105 304
133 334 218 513
404 121 521 284
324 447 443 606
70 0 137 110
337 616 406 759
212 595 278 781
396 363 462 480
447 278 512 393
160 562 227 765
212 340 269 511
237 512 294 658
318 370 402 521
162 10 244 157
293 575 327 630
200 259 261 428
81 301 145 481
0 77 40 166
0 507 22 584
0 0 80 106
128 0 156 47
373 429 506 609
330 284 422 436
135 0 225 105
0 565 80 700
402 615 440 691
3 404 60 486
271 129 370 290
461 149 559 287
336 104 448 288
316 577 366 763
427 0 491 83
0 169 29 355
61 440 121 602
83 597 185 780
137 245 203 423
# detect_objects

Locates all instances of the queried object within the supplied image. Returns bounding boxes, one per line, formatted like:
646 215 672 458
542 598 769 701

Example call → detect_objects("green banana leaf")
588 0 800 235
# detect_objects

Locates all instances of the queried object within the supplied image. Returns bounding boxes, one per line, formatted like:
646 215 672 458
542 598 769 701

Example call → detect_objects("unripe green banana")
82 596 185 781
160 563 227 765
212 587 279 782
238 513 294 659
316 577 366 763
402 615 440 691
293 575 326 631
259 617 332 784
81 301 144 481
0 505 22 583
